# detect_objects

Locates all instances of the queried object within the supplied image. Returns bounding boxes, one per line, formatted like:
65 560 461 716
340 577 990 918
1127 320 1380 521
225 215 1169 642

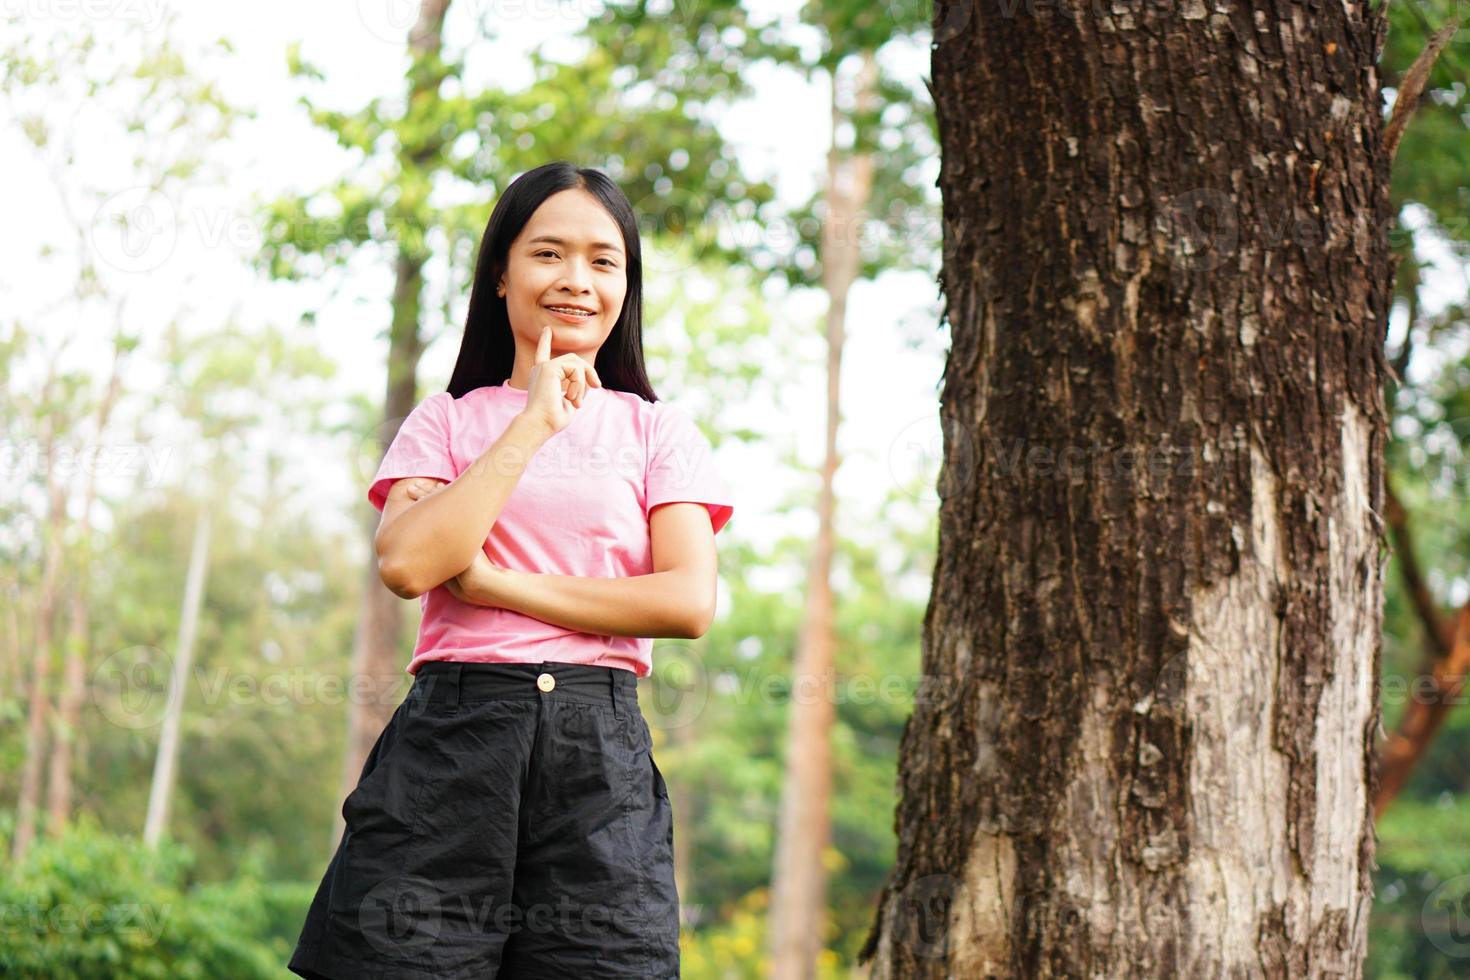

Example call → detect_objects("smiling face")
497 188 628 384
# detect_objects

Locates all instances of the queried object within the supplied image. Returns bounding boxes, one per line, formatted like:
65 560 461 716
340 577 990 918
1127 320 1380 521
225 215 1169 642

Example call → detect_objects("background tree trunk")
12 364 68 862
331 2 449 852
861 3 1393 975
46 327 129 831
143 506 211 847
768 50 878 980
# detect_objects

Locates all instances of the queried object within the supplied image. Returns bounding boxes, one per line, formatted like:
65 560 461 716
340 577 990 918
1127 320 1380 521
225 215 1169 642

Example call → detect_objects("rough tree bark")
860 2 1392 976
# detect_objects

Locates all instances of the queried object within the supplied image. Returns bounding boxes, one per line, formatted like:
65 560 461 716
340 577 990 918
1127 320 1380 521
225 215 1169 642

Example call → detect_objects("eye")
535 249 557 258
596 258 617 267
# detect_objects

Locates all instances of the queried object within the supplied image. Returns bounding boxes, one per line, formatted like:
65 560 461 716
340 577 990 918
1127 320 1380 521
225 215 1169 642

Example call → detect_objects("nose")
557 254 594 294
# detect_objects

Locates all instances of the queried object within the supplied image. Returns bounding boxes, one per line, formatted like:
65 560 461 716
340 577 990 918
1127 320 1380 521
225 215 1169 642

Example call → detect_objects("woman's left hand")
446 549 507 606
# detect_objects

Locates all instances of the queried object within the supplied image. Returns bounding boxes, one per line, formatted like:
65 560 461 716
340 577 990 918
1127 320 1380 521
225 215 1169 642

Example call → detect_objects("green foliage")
0 813 311 979
1370 7 1470 972
680 888 848 980
1385 1 1470 258
1369 795 1470 978
646 467 932 970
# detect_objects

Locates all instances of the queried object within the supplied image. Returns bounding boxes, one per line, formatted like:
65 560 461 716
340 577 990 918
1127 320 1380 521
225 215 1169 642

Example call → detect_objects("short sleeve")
367 391 457 513
645 402 734 535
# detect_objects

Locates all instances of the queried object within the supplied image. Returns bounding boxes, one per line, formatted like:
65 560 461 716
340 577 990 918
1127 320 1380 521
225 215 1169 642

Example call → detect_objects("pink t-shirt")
368 381 734 678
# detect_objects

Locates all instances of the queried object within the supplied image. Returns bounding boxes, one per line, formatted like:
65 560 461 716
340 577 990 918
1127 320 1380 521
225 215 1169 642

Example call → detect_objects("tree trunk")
331 0 451 853
334 252 432 851
144 505 211 847
861 4 1392 976
47 332 129 831
768 50 878 980
12 371 68 862
1373 600 1470 817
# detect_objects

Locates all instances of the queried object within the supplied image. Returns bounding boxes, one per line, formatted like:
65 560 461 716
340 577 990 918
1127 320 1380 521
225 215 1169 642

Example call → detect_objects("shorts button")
536 672 556 692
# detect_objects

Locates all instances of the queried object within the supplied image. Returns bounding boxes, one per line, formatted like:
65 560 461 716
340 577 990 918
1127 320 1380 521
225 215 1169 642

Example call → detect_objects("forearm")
466 568 712 639
375 413 551 597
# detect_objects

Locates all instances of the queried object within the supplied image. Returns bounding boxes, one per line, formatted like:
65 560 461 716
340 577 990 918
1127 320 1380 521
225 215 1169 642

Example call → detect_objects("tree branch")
1384 18 1460 164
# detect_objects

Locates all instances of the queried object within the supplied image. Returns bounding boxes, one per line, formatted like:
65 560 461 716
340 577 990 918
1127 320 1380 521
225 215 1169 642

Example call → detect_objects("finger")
536 324 551 364
561 363 581 406
583 358 602 388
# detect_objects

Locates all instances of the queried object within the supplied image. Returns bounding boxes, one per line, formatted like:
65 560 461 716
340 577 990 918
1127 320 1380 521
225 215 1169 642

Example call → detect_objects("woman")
289 161 734 979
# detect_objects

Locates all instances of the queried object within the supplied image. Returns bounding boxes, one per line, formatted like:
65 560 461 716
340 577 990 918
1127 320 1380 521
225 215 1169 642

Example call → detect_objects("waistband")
407 660 637 715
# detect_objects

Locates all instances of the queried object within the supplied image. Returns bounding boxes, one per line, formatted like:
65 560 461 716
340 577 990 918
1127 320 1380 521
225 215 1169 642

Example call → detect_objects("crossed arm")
393 477 718 640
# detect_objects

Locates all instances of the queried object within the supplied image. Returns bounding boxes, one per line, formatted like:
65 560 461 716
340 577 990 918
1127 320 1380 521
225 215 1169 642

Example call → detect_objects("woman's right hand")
520 323 603 435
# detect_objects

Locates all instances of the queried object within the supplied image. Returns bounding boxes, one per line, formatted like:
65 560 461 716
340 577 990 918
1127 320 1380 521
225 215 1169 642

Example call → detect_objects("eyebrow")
527 235 624 256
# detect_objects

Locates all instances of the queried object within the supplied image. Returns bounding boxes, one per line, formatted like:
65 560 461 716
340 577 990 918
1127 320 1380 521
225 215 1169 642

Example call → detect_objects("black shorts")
287 660 680 979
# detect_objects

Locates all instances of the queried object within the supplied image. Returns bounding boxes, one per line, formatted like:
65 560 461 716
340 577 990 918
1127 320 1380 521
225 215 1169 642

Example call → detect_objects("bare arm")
374 413 552 599
448 501 719 638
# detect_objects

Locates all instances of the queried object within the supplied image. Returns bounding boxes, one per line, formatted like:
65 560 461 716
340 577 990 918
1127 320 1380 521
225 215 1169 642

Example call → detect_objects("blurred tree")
0 11 243 860
1372 3 1470 817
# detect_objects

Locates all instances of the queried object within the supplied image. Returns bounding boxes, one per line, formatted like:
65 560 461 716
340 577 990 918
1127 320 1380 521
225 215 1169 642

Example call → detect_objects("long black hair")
446 161 656 402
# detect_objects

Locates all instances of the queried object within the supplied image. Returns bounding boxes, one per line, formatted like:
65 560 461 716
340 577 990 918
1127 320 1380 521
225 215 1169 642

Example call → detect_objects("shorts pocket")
340 702 412 830
649 752 669 801
327 702 443 938
636 713 669 802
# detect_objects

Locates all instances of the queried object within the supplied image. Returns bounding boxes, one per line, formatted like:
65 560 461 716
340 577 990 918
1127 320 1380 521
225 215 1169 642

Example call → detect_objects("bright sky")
1 1 949 605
